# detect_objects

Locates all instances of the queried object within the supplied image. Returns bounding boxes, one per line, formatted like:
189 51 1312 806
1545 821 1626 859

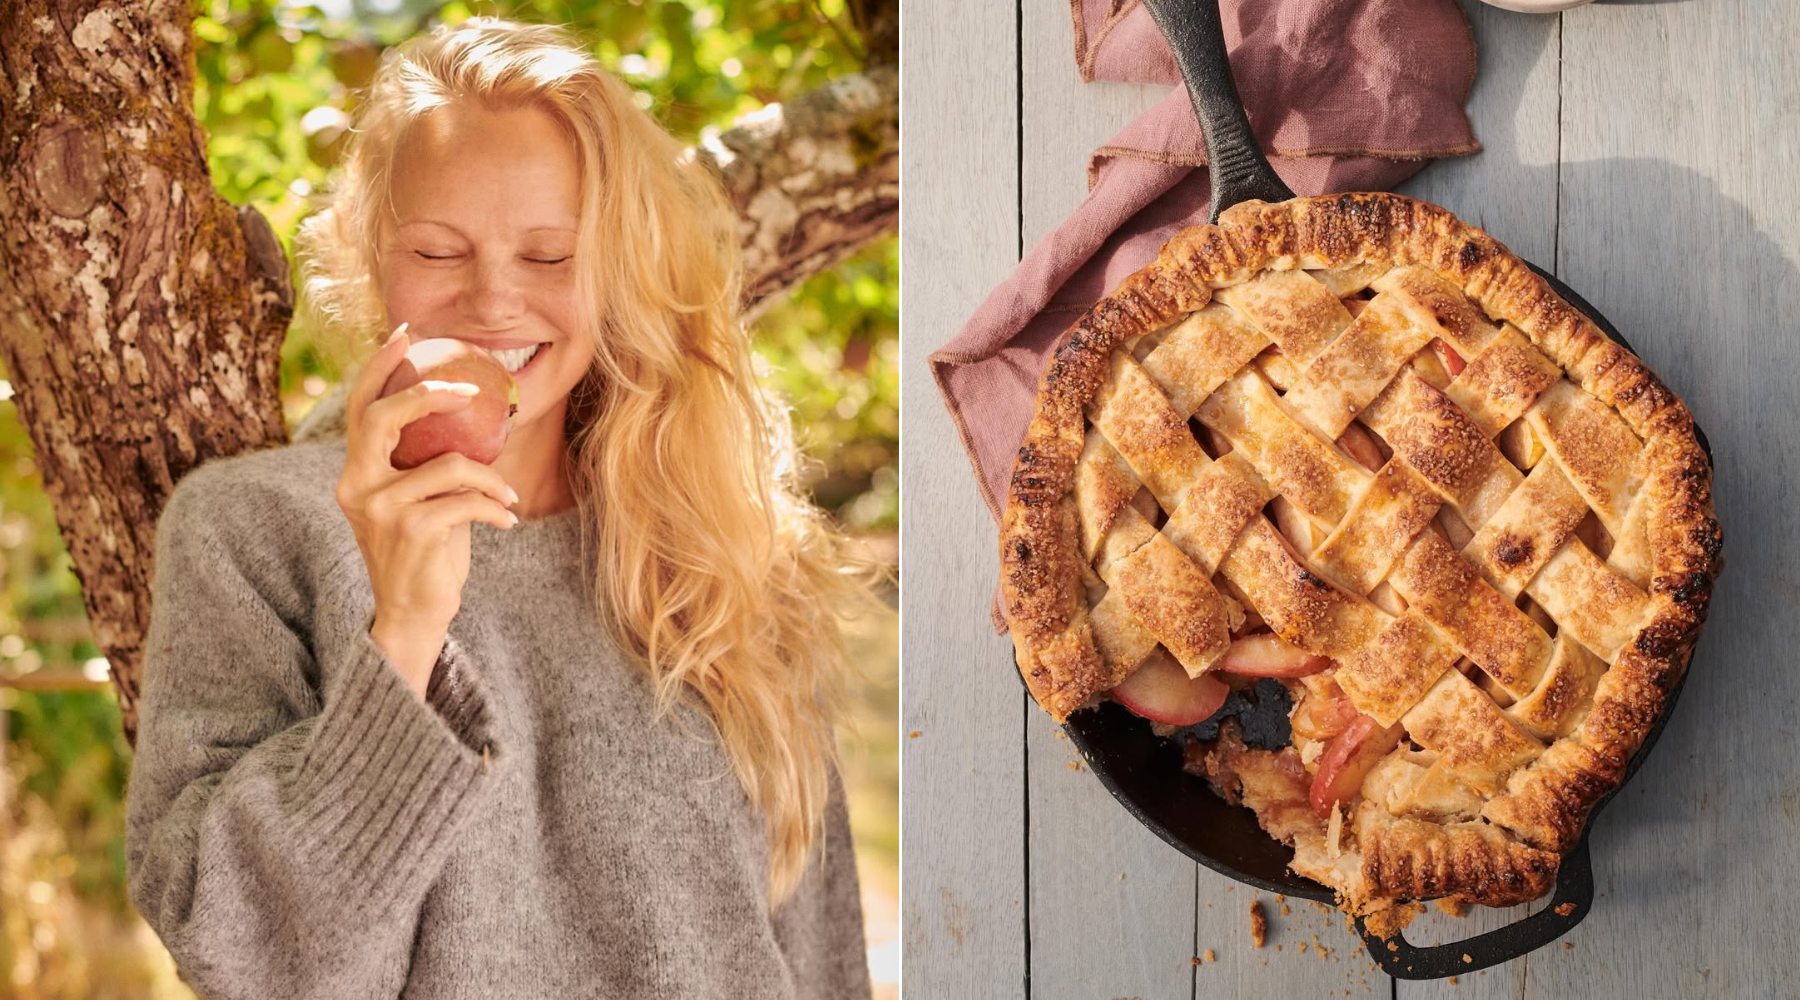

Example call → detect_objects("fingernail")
446 383 480 396
506 511 519 526
506 487 520 505
386 322 409 347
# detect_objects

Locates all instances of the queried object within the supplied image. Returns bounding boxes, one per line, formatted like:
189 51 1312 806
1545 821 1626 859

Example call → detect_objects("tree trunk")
1 0 294 743
0 4 898 747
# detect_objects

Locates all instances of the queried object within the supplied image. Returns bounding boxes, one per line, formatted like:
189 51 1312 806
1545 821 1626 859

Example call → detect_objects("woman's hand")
335 323 520 698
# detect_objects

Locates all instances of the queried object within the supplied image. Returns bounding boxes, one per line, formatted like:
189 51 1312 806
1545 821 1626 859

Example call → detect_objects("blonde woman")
124 18 879 999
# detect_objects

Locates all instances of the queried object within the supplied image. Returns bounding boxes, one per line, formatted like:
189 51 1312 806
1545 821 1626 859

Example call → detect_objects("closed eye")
414 251 458 261
527 256 571 265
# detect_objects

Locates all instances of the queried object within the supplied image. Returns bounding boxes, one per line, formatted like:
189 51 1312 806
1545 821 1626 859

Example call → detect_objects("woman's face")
378 100 592 444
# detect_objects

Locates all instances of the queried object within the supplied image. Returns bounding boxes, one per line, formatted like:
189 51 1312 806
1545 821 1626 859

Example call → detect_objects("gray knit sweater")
124 440 870 1000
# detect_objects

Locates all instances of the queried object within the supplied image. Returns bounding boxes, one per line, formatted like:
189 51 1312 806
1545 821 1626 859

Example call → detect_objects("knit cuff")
425 630 495 755
286 616 496 892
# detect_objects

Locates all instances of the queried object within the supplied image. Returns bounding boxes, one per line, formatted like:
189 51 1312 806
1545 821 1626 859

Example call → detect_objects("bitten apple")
378 337 520 469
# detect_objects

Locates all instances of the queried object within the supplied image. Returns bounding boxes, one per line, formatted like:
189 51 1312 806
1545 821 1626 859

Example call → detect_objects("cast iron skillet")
1025 0 1716 980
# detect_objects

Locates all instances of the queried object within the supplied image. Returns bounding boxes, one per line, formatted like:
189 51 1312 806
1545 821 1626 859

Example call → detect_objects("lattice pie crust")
1000 193 1721 910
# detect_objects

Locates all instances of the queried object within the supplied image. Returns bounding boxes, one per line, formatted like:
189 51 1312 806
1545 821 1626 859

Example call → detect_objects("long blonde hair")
295 17 880 904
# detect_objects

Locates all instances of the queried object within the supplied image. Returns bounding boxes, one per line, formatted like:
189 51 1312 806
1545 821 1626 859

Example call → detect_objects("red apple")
1309 714 1405 817
1214 633 1332 678
378 337 520 469
1110 653 1230 726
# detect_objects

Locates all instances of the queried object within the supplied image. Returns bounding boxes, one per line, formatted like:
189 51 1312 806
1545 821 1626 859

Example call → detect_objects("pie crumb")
1191 956 1200 967
1563 942 1574 950
1203 949 1215 963
1554 902 1577 917
1297 942 1308 954
1363 902 1424 940
1249 900 1268 948
1462 953 1473 964
907 731 921 739
1448 975 1459 985
1435 897 1470 918
1281 903 1291 916
1066 760 1081 771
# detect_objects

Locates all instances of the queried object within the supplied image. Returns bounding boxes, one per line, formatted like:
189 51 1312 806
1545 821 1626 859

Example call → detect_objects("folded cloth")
930 0 1481 632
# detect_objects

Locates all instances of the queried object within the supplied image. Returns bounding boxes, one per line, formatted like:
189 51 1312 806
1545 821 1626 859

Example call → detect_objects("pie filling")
1115 391 1476 839
1114 317 1556 908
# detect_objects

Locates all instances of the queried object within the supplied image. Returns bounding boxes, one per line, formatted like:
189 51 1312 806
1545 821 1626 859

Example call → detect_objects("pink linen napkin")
929 0 1482 632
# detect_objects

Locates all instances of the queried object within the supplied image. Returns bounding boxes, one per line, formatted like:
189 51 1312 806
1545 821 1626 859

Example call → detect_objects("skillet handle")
1137 0 1294 221
1353 837 1595 979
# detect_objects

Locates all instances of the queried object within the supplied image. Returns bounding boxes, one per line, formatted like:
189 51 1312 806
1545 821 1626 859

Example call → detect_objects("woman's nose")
460 258 526 327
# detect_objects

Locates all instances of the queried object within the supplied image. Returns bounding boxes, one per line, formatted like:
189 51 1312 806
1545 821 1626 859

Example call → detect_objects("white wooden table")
901 0 1800 995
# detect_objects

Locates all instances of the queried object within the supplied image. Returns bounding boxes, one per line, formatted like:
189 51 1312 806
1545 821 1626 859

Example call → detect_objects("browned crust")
999 192 1721 905
1357 809 1560 906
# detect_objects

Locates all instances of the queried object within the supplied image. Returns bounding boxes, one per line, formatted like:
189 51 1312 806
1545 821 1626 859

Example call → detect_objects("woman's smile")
489 342 546 374
379 100 591 451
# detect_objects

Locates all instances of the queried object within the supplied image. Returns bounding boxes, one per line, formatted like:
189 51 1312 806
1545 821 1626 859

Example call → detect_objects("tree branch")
704 62 899 322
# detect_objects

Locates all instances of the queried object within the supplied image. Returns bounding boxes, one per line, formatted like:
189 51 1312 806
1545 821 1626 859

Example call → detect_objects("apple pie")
999 192 1721 914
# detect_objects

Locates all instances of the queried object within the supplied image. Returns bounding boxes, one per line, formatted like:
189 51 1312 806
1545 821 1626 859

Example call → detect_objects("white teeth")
490 344 542 373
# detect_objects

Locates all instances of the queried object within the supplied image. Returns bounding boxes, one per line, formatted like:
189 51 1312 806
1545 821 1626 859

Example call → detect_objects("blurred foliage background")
0 0 898 996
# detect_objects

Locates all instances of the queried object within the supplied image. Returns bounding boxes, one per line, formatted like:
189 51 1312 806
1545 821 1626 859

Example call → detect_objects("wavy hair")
294 17 883 904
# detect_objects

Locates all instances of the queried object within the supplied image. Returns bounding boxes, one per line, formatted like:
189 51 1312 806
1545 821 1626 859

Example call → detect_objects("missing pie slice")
999 192 1721 920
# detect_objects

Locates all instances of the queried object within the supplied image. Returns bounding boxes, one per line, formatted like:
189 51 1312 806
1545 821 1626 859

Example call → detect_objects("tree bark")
713 62 899 321
0 4 898 746
1 0 294 743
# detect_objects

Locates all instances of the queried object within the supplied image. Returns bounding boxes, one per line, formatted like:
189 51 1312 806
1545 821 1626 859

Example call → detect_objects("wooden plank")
1398 0 1564 267
1019 10 1164 249
1395 3 1562 996
1518 1 1800 995
1199 881 1397 996
1025 712 1198 998
1015 7 1203 998
897 0 1027 995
